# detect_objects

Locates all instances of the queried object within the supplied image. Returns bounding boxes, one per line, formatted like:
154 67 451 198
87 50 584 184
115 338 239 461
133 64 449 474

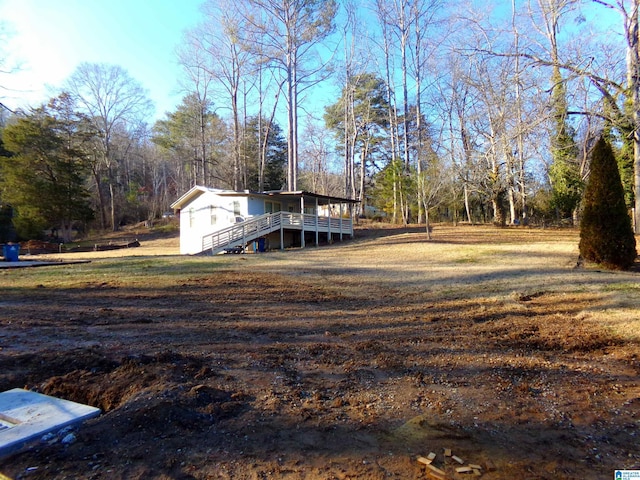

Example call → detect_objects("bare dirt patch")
0 224 638 479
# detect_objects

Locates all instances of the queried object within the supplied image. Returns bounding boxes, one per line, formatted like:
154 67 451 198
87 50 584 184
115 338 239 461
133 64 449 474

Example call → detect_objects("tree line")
1 0 639 242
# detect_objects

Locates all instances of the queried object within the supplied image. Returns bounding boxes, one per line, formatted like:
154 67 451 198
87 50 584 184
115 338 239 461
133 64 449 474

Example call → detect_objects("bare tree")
592 0 640 233
409 0 445 224
182 0 256 190
501 0 640 231
435 55 477 224
0 22 23 117
66 63 152 230
613 0 640 232
374 0 402 223
177 32 216 187
239 0 338 191
340 0 362 201
300 115 332 194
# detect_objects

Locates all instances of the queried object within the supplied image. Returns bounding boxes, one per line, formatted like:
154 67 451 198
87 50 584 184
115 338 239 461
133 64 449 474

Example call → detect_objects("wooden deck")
201 212 353 255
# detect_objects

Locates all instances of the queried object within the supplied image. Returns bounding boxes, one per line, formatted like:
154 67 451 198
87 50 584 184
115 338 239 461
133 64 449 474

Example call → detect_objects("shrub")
579 137 637 270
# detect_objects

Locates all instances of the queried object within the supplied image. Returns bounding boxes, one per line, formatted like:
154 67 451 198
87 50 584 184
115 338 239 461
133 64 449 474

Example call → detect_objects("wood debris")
484 459 496 472
416 448 492 479
455 466 473 473
425 463 447 480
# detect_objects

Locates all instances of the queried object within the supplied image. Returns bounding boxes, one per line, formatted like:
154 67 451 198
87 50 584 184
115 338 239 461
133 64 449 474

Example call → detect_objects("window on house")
233 201 241 216
189 207 195 228
265 201 281 213
210 205 217 225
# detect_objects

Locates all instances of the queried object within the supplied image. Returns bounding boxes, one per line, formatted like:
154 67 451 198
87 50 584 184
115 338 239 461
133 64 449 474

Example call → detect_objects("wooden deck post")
328 205 332 244
300 196 305 249
315 198 319 246
280 212 284 251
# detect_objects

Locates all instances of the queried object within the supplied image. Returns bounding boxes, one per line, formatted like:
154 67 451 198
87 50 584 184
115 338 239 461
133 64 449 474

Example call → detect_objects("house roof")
262 191 360 204
169 186 232 209
170 186 359 210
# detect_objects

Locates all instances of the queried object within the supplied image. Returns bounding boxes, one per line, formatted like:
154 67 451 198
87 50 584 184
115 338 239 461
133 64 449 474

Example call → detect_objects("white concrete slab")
0 388 100 457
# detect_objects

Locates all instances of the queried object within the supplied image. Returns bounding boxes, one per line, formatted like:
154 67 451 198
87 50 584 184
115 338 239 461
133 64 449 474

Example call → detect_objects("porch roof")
247 190 359 205
171 186 359 210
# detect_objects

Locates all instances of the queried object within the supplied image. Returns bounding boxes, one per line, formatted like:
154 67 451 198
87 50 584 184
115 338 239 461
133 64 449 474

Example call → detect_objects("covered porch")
202 191 359 254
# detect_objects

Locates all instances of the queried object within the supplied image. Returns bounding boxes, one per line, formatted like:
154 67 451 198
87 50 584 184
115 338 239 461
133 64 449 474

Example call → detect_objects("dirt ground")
0 224 639 479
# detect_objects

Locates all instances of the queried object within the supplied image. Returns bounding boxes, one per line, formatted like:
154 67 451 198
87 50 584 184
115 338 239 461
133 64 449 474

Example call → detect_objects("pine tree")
579 137 637 270
1 100 94 241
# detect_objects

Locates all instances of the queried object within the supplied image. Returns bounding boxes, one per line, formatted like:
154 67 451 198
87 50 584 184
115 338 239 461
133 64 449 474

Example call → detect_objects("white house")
170 186 358 255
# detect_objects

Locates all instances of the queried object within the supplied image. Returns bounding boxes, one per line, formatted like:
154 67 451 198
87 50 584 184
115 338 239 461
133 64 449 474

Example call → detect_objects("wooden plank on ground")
425 463 446 475
424 463 448 480
456 466 473 473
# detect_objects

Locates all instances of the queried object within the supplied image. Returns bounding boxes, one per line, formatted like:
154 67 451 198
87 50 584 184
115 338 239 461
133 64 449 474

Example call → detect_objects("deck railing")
201 212 353 255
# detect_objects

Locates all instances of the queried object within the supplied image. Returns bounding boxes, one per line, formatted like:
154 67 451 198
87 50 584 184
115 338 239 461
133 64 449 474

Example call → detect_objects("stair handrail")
201 212 281 254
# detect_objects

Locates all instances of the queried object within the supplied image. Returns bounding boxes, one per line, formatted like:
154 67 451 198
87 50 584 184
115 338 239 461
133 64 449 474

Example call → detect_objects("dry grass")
2 223 639 480
30 223 640 340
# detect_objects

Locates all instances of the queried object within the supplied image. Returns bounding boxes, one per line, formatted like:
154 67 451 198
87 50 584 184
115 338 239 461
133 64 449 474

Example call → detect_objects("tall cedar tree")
579 137 637 269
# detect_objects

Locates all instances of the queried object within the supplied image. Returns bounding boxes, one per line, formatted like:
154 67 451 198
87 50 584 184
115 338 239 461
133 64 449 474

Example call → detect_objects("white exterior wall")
173 186 355 255
179 192 252 254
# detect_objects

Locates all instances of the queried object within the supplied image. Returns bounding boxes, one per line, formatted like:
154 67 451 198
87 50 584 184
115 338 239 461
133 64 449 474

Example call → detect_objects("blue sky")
0 0 203 120
0 0 622 126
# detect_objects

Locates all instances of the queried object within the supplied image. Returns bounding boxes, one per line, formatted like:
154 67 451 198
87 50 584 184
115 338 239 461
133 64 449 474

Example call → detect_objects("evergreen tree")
0 130 17 242
373 158 416 222
548 69 582 221
0 203 17 243
579 137 637 270
324 73 389 208
240 116 287 192
608 128 635 209
0 100 94 241
152 94 227 189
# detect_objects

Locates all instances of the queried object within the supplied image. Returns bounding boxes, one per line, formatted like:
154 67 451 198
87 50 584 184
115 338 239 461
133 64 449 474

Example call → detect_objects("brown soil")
0 225 639 479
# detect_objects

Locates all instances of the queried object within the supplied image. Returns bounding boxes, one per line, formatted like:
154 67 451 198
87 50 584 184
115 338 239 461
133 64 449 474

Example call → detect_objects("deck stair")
201 212 286 255
201 211 352 255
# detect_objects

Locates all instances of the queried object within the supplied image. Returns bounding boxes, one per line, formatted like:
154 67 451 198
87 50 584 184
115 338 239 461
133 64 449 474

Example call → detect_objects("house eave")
171 186 360 211
170 186 236 210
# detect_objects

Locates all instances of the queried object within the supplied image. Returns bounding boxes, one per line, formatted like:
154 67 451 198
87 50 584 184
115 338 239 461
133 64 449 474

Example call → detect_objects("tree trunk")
109 181 117 231
464 182 472 224
232 85 240 191
627 0 640 233
92 165 107 230
287 47 295 191
425 207 431 240
200 102 208 187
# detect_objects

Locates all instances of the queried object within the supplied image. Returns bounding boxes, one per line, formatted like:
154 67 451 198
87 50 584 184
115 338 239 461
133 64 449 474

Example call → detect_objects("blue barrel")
3 244 19 262
257 238 266 252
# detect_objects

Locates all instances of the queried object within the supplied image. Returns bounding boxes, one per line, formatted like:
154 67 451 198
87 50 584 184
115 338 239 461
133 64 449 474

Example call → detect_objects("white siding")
178 192 254 254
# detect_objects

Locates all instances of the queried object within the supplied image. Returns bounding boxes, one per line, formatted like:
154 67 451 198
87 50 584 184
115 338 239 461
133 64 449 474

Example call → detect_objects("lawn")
0 224 638 479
